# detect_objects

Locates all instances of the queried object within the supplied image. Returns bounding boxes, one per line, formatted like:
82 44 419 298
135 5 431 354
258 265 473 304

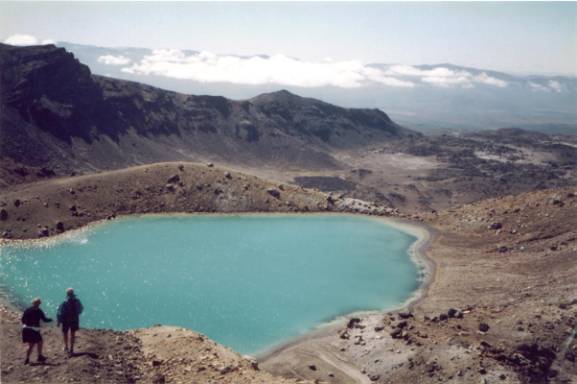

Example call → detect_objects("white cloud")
384 65 508 89
97 54 131 66
548 80 562 93
3 34 54 46
529 81 550 92
529 80 564 93
122 49 418 89
474 73 507 88
422 75 473 88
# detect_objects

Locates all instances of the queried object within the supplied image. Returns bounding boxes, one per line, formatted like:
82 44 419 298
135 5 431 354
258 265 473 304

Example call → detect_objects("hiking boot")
37 355 47 363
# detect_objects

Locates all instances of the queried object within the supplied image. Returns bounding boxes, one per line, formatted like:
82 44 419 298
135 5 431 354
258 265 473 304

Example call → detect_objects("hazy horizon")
1 2 576 76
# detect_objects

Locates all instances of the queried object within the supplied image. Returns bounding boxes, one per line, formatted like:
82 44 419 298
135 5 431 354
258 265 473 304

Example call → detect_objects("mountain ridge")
0 44 414 176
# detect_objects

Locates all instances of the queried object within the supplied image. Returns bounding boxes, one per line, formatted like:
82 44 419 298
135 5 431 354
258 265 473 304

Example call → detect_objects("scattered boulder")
55 222 65 231
166 174 180 184
224 172 232 179
479 323 490 333
398 312 413 319
396 320 408 329
447 308 463 318
490 222 503 230
165 184 176 192
0 209 7 221
390 328 403 339
14 199 21 208
347 318 362 329
266 188 281 199
339 330 350 340
308 364 317 371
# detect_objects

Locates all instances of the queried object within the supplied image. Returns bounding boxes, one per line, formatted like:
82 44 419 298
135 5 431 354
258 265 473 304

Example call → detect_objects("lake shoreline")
254 215 436 360
0 212 432 358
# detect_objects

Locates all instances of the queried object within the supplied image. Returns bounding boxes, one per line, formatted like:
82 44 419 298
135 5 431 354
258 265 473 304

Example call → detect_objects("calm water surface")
0 215 419 354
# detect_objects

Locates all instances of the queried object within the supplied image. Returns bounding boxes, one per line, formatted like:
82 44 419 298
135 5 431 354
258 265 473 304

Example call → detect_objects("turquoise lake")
0 215 420 355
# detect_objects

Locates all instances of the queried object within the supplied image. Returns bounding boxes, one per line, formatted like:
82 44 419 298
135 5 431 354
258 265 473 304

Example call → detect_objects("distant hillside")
0 43 414 177
57 42 577 134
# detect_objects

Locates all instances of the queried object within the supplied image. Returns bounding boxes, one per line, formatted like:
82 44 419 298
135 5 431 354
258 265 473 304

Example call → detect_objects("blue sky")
1 2 576 75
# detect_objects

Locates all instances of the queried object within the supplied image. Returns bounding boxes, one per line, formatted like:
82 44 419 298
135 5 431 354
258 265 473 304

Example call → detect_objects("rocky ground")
221 129 577 215
0 162 392 241
0 307 310 384
261 187 577 384
1 165 576 384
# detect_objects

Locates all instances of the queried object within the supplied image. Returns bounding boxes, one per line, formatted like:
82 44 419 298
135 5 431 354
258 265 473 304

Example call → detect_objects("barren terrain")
1 169 575 383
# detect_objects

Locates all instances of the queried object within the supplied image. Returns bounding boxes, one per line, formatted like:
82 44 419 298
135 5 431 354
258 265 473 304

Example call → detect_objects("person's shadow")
69 351 99 359
29 361 60 367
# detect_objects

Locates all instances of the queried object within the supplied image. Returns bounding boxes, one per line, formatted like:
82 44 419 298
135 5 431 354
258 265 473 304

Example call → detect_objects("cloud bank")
529 80 564 93
120 49 509 89
385 65 507 88
97 55 131 65
3 34 54 46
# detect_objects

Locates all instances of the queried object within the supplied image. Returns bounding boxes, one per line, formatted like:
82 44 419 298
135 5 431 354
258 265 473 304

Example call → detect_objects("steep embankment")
0 43 414 182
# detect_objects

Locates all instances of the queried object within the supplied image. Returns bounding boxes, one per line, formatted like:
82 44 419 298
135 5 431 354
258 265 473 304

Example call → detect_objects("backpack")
57 297 83 323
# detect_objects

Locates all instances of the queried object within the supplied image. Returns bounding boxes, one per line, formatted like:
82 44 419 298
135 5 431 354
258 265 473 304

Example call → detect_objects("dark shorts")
62 320 79 333
22 327 42 343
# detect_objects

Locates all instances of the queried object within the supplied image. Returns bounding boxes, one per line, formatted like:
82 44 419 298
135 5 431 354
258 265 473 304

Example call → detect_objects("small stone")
266 188 281 199
398 312 413 319
167 174 180 184
347 318 362 329
308 364 317 371
490 222 502 230
14 199 21 207
479 323 490 333
0 209 7 221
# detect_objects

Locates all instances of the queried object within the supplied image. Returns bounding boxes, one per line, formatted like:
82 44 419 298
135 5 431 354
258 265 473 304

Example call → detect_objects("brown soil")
0 162 336 240
0 308 310 384
261 188 577 384
1 165 576 383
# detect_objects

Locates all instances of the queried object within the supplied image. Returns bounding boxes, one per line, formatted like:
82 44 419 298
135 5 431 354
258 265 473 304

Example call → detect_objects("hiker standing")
57 288 83 356
21 298 52 364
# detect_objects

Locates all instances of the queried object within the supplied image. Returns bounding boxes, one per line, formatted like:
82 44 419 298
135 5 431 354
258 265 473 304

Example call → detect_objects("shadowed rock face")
0 44 416 175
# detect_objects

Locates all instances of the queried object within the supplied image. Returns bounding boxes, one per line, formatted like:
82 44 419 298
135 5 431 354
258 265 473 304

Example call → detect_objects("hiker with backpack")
57 288 84 357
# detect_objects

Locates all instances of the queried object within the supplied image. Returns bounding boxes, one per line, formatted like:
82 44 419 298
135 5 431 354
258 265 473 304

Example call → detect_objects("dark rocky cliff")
0 44 415 176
